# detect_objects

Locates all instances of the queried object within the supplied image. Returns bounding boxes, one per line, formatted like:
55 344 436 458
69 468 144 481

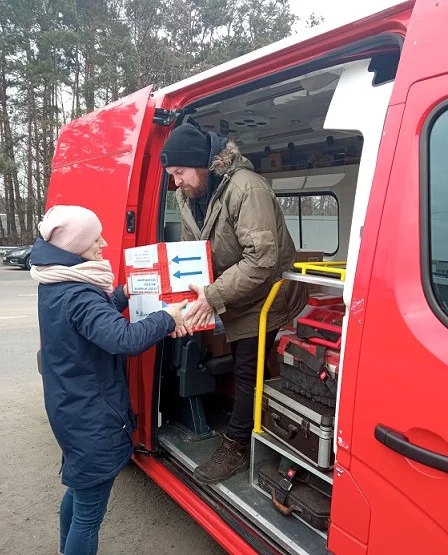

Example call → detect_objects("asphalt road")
0 263 225 555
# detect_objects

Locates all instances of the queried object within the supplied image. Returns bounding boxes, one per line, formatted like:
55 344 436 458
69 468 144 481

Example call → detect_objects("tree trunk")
0 58 19 243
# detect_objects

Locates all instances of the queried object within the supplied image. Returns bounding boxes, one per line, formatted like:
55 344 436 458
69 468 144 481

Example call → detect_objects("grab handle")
271 413 298 440
375 424 448 473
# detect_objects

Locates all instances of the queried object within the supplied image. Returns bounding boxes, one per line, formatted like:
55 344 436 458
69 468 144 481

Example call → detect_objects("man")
160 123 308 484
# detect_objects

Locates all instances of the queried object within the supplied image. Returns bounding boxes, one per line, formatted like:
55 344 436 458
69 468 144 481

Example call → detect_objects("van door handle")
375 424 448 473
126 211 135 233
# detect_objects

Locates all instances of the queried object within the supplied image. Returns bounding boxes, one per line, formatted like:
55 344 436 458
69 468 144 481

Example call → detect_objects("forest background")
0 0 323 244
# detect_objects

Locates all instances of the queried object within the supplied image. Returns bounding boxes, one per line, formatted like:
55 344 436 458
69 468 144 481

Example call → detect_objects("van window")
277 193 339 255
165 190 181 223
428 107 448 315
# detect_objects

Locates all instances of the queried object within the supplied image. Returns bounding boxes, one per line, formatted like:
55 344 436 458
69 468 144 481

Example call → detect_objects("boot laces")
210 437 236 464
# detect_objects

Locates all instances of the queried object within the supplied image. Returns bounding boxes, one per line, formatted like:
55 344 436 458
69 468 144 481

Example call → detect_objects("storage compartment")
258 460 331 531
261 378 335 469
296 306 344 349
277 333 339 407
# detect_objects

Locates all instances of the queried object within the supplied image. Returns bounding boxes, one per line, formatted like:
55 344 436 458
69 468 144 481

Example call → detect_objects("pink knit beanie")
38 205 102 256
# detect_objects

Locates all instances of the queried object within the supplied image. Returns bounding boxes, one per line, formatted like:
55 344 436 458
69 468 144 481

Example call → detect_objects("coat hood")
30 237 86 267
210 140 254 176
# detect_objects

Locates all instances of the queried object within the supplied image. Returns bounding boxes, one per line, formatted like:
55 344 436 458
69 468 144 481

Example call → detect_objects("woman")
30 205 189 555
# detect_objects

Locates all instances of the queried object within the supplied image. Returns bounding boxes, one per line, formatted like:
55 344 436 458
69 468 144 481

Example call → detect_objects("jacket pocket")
111 427 129 447
250 228 278 268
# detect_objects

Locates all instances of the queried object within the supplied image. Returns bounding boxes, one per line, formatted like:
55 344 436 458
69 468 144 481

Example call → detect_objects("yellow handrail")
293 261 347 281
253 279 285 433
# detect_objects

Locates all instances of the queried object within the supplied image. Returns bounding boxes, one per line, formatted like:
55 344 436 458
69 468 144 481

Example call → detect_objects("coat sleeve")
64 288 175 356
204 183 282 314
109 285 128 313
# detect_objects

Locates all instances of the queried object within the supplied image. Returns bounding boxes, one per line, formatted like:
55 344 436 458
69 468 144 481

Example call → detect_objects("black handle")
375 424 448 473
271 413 298 440
126 211 136 233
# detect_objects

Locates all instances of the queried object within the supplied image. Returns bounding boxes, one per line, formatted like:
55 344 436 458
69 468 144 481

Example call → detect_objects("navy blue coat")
31 238 175 489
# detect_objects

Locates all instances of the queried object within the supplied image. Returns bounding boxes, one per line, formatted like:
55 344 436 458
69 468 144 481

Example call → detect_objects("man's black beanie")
160 123 210 168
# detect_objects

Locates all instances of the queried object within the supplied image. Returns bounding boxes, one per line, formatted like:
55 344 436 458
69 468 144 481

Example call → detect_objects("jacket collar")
30 237 86 267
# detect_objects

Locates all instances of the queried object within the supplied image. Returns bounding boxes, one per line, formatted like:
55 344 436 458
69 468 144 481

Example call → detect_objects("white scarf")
30 260 114 294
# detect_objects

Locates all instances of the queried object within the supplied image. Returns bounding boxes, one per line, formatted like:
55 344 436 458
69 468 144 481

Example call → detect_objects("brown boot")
193 434 249 484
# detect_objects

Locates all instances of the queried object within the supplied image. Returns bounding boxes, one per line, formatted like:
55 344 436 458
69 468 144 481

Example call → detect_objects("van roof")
155 1 414 98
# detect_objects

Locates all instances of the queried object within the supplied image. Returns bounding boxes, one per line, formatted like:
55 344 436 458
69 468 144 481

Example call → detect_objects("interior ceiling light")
231 115 270 129
273 90 307 106
246 84 305 106
299 72 340 92
245 71 341 108
309 116 326 131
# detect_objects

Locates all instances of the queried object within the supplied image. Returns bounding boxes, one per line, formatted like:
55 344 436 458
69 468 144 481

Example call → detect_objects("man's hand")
187 283 213 329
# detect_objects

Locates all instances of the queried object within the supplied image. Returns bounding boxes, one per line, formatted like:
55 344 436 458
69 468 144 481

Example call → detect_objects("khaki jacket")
176 142 308 342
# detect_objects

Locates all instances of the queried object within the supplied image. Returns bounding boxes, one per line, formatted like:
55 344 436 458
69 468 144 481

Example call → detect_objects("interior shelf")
252 431 334 485
283 270 345 289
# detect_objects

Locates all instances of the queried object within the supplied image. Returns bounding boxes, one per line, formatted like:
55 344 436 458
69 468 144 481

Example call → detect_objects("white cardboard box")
125 240 215 332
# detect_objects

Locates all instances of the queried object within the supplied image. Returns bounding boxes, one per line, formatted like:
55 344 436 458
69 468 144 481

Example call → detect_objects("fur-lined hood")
209 140 253 176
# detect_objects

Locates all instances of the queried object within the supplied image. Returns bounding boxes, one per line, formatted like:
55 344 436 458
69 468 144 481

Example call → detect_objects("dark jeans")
60 478 115 555
228 330 278 444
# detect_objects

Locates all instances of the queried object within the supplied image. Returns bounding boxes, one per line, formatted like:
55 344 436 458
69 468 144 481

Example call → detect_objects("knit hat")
160 123 210 168
38 205 102 256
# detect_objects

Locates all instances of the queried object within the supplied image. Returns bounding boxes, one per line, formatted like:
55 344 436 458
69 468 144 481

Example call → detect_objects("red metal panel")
329 464 371 544
328 525 367 555
333 103 407 473
391 0 448 104
334 75 448 554
47 86 156 280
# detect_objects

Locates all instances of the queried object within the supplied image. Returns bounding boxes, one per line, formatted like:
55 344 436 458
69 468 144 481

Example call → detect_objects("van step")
158 425 328 555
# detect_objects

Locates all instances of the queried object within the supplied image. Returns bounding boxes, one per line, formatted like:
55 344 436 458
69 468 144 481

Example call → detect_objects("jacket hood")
30 237 86 267
210 140 254 176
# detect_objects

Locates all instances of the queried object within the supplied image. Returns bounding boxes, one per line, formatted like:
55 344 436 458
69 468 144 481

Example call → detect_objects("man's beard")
184 168 208 199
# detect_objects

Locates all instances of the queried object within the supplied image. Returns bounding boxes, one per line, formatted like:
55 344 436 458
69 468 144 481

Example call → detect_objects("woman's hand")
164 299 193 338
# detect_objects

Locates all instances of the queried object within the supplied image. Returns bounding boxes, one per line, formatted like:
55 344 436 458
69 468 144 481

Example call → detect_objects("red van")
45 1 448 552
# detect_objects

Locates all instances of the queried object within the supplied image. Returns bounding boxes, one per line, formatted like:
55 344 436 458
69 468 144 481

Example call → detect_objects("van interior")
154 42 400 554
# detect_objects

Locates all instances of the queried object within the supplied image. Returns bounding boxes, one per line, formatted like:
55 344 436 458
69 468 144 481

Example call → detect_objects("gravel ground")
0 264 225 554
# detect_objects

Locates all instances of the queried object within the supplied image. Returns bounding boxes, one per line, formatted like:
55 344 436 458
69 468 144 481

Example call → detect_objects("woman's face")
80 236 108 261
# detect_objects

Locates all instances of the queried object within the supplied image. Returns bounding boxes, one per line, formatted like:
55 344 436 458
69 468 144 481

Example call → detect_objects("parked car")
3 245 33 270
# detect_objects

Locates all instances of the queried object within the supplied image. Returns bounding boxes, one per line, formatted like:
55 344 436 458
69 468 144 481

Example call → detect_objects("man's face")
166 167 208 199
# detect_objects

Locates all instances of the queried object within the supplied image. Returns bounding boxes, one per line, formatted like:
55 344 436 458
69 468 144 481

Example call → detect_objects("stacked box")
277 333 339 407
261 378 335 469
125 240 215 332
274 296 344 407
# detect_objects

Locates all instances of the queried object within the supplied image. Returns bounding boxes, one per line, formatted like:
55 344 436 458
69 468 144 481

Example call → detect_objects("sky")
289 0 403 29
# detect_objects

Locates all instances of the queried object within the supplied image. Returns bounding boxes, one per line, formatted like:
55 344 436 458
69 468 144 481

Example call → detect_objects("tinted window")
277 194 339 255
428 108 448 314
